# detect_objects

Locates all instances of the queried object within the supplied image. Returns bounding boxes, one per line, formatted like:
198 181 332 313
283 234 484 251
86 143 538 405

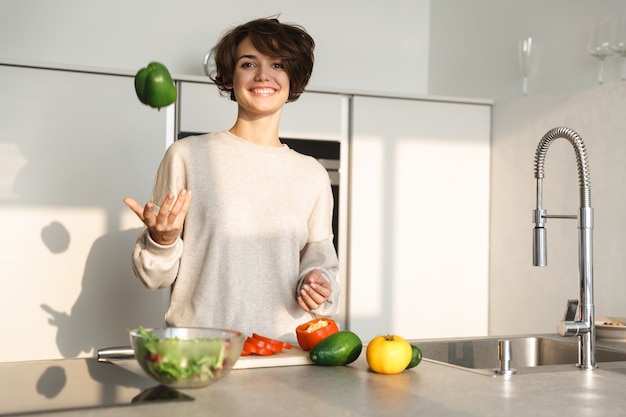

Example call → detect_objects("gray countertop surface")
5 333 626 416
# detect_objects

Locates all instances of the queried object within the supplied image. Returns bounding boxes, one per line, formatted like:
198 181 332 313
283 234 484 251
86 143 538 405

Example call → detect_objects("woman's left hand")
297 270 331 312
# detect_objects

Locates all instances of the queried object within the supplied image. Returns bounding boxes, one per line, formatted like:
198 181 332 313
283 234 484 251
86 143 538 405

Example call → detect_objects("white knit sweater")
131 131 340 342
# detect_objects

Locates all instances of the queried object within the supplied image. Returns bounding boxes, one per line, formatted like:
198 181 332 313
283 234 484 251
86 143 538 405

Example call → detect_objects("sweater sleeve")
131 229 183 289
298 241 340 317
296 168 341 317
130 140 188 290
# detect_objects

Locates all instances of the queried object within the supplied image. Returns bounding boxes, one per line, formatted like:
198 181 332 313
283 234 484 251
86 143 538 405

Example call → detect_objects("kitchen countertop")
5 334 626 416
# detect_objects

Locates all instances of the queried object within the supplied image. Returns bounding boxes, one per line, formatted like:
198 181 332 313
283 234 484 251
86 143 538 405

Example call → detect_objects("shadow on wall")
40 227 166 358
41 221 71 253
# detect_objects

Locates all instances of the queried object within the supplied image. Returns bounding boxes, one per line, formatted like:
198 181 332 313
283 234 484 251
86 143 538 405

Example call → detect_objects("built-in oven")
177 133 341 253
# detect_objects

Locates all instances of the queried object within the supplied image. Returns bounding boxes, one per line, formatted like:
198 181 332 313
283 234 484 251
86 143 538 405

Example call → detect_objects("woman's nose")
254 66 270 81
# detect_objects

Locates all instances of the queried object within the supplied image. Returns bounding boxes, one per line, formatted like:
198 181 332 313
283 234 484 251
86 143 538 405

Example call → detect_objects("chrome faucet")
532 126 596 370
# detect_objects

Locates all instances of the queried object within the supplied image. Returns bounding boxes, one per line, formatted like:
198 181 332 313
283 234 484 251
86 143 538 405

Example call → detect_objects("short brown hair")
209 18 315 102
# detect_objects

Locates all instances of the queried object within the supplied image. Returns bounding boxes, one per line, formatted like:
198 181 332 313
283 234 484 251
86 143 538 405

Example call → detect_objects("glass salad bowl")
130 327 244 388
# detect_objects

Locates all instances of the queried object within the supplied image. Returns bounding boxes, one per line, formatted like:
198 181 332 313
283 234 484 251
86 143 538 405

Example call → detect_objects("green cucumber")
406 344 422 369
310 330 362 366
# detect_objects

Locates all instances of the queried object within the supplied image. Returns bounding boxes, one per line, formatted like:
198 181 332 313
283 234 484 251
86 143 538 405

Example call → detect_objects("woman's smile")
232 37 290 115
250 87 277 95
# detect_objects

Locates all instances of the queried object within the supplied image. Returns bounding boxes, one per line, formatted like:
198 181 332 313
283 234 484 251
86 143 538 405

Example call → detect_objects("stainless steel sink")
415 335 626 375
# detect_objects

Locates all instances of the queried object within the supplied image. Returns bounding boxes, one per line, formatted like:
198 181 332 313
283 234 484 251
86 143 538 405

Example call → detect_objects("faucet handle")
563 299 579 321
557 299 584 337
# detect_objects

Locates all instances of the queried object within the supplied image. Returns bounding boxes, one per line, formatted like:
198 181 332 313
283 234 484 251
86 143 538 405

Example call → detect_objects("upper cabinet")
178 82 237 134
178 82 346 141
348 96 492 341
0 64 170 362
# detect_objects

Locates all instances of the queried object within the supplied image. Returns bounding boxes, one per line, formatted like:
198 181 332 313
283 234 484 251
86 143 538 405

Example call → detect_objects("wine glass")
519 37 533 95
612 15 626 81
588 18 614 84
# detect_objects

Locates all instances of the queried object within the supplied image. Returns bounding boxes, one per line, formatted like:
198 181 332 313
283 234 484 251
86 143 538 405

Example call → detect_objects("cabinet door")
178 82 238 134
349 96 491 340
179 82 345 141
0 65 169 361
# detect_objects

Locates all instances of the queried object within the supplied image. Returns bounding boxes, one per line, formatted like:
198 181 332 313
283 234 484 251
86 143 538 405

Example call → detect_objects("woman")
123 17 340 342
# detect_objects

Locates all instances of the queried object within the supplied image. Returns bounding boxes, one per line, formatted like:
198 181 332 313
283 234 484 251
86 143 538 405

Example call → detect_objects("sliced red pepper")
240 333 295 357
295 318 339 351
243 341 274 356
240 348 252 356
245 336 283 353
252 333 293 350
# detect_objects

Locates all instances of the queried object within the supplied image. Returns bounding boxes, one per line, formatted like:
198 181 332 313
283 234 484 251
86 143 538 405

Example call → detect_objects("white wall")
425 0 626 335
490 84 626 335
429 0 626 99
0 0 430 96
4 0 626 101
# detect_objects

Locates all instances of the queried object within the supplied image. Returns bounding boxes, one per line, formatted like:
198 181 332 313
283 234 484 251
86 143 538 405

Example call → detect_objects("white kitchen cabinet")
178 81 346 141
348 96 491 341
178 82 238 134
0 64 169 362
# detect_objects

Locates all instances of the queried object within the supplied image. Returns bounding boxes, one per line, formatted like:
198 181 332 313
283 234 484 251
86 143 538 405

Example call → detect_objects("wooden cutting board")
105 346 313 377
233 346 313 369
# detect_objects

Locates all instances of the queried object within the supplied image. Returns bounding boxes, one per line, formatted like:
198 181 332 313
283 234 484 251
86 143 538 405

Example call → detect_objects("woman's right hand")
123 189 192 246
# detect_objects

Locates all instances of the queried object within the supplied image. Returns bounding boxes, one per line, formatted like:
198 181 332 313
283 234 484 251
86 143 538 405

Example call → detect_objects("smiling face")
231 36 291 119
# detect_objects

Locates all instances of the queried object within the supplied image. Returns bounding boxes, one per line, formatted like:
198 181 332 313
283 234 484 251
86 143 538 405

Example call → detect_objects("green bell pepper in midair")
134 61 177 110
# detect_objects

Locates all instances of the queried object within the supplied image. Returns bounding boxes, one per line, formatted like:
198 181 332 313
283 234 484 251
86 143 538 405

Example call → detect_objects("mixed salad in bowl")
130 327 244 388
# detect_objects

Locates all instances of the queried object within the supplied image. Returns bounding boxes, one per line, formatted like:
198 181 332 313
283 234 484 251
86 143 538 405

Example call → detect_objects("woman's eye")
241 62 254 68
273 62 284 69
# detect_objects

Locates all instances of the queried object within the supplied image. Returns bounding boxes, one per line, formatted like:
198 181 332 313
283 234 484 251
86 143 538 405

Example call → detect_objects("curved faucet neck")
534 126 591 208
532 126 596 370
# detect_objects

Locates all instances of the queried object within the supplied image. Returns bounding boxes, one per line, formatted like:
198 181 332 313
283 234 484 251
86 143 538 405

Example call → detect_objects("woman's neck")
229 112 283 147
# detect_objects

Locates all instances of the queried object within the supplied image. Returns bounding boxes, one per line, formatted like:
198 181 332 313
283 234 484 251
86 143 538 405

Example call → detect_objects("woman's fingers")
298 271 331 311
297 296 312 312
123 190 192 246
301 285 326 305
156 192 176 222
168 190 192 222
305 271 331 298
122 196 146 220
